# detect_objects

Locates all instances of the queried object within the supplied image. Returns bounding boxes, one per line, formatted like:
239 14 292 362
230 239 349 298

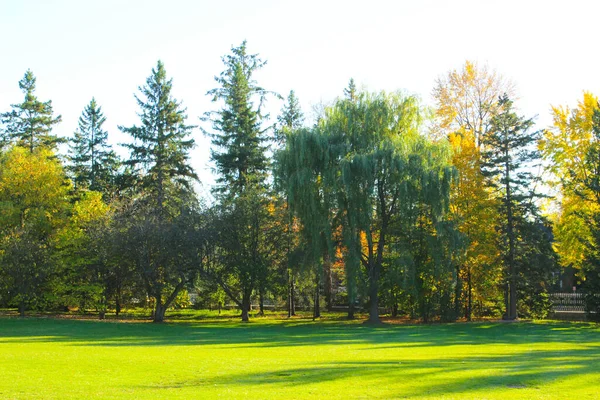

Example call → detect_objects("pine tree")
1 70 62 152
482 94 542 320
120 60 197 216
69 98 119 195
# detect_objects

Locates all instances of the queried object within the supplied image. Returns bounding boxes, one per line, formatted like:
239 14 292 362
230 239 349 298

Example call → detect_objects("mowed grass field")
0 313 599 399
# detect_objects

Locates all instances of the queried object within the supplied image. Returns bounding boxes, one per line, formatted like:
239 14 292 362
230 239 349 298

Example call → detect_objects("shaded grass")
0 314 599 399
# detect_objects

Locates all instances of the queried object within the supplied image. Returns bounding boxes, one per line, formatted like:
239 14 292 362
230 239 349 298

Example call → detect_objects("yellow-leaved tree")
433 60 512 319
540 92 600 274
0 146 71 316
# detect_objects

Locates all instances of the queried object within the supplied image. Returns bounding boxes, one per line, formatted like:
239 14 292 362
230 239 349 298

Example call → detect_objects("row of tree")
0 42 595 323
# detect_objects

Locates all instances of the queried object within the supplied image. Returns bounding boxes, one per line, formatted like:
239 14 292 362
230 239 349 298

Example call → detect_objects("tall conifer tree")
69 98 119 195
482 95 542 320
205 41 271 197
119 61 198 322
1 70 62 152
120 61 197 216
203 41 275 321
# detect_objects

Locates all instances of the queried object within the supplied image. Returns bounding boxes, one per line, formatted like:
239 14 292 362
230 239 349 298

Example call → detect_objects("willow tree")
279 90 454 324
275 90 305 316
276 126 338 318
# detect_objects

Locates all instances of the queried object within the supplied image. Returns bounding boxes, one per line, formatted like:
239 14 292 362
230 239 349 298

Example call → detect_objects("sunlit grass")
0 313 599 399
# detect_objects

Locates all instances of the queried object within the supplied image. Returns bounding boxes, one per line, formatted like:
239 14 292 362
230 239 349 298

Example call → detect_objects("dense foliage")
0 51 590 322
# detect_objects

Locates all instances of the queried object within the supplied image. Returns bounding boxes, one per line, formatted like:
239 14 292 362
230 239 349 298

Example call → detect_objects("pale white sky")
1 0 599 199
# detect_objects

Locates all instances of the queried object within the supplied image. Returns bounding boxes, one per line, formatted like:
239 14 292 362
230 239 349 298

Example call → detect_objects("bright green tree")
1 70 63 152
279 90 455 324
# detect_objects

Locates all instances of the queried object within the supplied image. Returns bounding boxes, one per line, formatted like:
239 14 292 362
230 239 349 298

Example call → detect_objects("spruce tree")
481 94 542 320
69 98 119 195
118 61 198 322
276 90 304 145
204 41 271 197
1 70 62 152
203 41 275 321
120 60 197 216
344 78 357 102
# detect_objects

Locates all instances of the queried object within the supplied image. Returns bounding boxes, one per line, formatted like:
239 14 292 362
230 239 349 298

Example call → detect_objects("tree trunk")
509 276 517 320
99 311 106 320
367 264 382 324
323 250 333 312
392 301 398 318
506 157 518 320
503 282 509 320
115 288 122 317
287 270 292 318
258 286 265 316
467 267 472 321
241 290 251 322
18 300 25 317
290 273 296 316
347 260 356 320
454 263 462 320
313 275 321 319
153 302 166 323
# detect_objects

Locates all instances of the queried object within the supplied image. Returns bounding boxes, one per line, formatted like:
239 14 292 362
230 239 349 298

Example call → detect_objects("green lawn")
0 313 599 399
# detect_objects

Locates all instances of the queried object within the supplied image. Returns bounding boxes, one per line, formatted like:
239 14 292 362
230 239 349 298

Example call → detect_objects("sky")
1 0 599 198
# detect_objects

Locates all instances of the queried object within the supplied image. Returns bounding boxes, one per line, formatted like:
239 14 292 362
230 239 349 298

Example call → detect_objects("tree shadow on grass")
2 318 600 397
0 318 599 351
136 345 600 398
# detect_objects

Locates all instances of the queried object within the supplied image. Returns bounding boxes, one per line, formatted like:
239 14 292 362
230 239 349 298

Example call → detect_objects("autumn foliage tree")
0 147 71 316
433 60 512 319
